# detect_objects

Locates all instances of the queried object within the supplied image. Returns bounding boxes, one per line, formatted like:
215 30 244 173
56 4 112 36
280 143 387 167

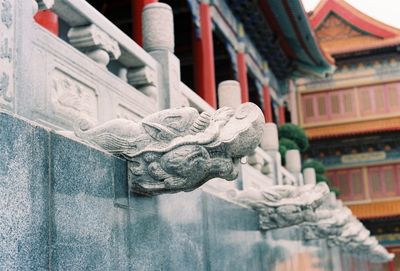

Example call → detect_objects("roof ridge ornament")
74 102 265 196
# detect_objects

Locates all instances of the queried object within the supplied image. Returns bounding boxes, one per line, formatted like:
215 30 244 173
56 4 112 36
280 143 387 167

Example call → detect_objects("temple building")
295 0 400 269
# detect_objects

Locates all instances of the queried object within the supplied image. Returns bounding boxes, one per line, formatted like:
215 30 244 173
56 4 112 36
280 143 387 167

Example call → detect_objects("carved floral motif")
74 103 265 196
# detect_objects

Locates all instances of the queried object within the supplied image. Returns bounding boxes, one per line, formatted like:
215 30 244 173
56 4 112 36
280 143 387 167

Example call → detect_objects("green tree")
278 124 309 152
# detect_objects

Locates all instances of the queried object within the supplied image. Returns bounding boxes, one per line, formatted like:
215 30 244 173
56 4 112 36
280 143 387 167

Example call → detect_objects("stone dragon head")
74 103 264 196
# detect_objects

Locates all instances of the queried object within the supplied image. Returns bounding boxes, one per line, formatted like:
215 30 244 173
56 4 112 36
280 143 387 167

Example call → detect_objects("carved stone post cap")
142 3 174 52
303 168 316 185
285 149 301 173
217 80 242 109
260 123 279 151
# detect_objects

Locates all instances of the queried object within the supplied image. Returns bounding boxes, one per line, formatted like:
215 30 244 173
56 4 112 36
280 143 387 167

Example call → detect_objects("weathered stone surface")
0 112 386 270
74 103 265 196
203 193 264 271
228 182 330 230
50 131 128 270
0 112 50 270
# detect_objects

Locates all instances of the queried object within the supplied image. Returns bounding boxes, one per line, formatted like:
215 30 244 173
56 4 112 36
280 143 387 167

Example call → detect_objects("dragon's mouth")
186 149 207 162
208 144 228 158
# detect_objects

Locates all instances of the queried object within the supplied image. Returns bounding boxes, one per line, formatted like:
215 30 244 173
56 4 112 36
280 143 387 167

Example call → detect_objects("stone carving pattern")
227 182 330 230
51 69 98 122
1 0 12 29
68 24 121 63
301 198 394 263
0 38 11 62
74 103 264 196
0 0 12 106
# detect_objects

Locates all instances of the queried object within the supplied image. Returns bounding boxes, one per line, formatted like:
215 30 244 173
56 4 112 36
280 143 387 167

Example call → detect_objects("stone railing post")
217 80 249 190
285 149 303 185
142 3 180 109
303 167 316 185
260 123 282 185
217 80 242 109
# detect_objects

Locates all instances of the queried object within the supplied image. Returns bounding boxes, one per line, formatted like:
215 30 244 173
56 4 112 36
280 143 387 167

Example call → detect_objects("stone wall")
0 112 384 271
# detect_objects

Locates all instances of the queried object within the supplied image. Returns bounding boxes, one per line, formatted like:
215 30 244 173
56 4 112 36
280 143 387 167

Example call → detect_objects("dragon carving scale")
228 183 393 263
74 103 264 196
227 182 330 230
301 195 394 263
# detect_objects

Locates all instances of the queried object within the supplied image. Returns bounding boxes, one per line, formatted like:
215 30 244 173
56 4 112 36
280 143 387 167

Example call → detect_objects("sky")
301 0 400 29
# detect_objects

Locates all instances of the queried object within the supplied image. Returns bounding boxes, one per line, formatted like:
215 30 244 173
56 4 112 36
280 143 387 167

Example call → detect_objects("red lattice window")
329 168 366 201
368 165 400 199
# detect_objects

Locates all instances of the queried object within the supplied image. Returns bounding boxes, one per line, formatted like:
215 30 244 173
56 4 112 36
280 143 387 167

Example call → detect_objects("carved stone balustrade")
74 102 265 196
227 182 330 230
68 24 121 66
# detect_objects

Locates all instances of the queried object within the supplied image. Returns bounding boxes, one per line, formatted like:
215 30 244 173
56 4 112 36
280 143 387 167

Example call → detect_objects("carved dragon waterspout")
74 102 264 195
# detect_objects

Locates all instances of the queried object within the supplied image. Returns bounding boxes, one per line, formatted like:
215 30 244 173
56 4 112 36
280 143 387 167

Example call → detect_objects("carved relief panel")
50 68 98 124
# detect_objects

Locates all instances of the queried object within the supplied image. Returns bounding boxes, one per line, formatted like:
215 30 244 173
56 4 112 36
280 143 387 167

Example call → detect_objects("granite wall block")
0 112 50 270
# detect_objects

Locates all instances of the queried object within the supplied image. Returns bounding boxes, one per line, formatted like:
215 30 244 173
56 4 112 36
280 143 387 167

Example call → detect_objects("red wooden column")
34 10 59 35
262 85 273 122
193 2 217 108
278 105 286 125
132 0 158 46
388 250 395 271
236 44 249 103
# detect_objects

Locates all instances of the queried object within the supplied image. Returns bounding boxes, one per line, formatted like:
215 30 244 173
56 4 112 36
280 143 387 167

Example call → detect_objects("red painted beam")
34 10 59 35
236 51 249 103
278 105 286 125
132 0 158 46
193 3 217 108
262 85 273 122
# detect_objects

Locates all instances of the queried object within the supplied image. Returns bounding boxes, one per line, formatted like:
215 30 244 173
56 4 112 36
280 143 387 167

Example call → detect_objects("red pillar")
262 85 273 122
388 254 395 271
278 105 286 125
34 10 59 35
236 49 249 103
132 0 158 46
193 2 217 108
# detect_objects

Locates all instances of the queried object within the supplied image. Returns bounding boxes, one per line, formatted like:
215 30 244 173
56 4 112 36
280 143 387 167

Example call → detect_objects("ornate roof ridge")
310 0 400 38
